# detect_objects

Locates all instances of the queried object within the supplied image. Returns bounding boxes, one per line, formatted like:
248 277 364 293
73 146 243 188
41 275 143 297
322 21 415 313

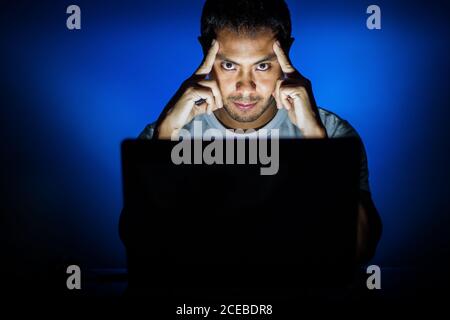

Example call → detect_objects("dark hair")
199 0 293 55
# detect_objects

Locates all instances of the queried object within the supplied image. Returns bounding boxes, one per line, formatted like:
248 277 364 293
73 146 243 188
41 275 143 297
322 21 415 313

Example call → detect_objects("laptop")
119 138 361 297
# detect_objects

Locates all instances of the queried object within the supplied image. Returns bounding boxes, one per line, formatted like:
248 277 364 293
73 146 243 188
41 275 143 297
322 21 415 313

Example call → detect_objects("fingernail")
275 41 280 47
211 39 216 46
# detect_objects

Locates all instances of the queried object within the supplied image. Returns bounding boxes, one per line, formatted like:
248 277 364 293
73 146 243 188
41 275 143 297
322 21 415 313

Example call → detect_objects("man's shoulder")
138 123 156 140
138 109 360 140
318 107 360 138
138 114 211 140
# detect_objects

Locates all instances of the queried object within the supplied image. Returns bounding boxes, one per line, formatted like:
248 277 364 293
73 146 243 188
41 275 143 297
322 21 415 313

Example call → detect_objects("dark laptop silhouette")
119 138 361 298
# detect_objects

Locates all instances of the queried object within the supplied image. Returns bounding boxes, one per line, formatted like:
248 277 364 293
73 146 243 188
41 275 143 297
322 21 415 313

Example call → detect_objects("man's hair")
199 0 293 55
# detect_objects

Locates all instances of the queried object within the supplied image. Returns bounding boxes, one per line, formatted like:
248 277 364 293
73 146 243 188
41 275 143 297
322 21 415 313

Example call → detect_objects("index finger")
195 40 219 76
273 41 299 77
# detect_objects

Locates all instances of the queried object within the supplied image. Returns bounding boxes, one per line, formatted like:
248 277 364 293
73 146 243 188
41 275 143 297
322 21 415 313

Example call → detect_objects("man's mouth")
233 102 257 111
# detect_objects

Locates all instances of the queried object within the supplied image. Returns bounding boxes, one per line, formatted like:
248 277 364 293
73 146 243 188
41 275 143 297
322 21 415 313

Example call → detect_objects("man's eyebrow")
253 54 277 65
216 53 240 65
216 53 277 65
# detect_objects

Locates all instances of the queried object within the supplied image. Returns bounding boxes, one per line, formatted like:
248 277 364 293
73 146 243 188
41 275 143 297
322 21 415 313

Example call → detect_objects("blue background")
2 0 450 284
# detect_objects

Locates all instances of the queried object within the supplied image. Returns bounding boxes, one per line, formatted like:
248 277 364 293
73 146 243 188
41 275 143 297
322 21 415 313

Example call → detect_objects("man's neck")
213 102 278 130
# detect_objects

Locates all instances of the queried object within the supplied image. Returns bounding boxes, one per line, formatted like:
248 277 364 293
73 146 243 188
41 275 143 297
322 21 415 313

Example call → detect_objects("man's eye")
221 62 236 71
257 63 271 71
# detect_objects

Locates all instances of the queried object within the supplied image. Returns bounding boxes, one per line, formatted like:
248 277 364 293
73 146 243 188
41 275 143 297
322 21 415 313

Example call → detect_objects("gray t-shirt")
139 107 371 193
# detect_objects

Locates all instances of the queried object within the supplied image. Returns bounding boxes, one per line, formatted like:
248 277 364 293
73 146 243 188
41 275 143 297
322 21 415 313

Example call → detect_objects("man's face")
211 28 283 124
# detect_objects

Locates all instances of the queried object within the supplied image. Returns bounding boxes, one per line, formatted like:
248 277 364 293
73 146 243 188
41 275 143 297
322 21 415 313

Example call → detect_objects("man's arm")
272 42 327 138
154 40 223 140
356 190 383 263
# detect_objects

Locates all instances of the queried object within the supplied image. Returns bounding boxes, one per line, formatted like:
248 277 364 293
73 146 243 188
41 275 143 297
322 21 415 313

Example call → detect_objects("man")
138 0 382 263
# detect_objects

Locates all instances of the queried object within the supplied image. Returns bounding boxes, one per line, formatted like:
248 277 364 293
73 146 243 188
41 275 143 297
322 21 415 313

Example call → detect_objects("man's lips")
233 102 257 110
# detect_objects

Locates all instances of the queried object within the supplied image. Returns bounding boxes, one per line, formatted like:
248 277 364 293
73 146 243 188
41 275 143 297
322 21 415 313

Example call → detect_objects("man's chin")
222 105 267 123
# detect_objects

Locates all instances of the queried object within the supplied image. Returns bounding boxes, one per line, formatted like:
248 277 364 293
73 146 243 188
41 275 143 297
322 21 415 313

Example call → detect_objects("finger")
197 80 223 109
280 87 294 111
282 86 311 115
190 87 216 115
196 85 219 114
273 41 299 77
195 40 219 76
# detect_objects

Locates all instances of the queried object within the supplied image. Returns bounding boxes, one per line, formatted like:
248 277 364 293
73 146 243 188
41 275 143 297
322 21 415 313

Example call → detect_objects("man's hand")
155 40 223 139
272 41 327 138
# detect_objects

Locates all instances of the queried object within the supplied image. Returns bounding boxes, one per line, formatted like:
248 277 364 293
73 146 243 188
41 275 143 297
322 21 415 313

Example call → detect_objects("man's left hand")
272 41 327 138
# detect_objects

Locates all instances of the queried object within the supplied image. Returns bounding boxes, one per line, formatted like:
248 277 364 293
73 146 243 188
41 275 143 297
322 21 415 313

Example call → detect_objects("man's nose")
235 71 256 92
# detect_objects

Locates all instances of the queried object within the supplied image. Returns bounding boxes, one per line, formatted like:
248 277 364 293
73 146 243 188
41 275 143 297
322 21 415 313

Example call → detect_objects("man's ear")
197 36 204 46
198 36 210 56
286 37 295 54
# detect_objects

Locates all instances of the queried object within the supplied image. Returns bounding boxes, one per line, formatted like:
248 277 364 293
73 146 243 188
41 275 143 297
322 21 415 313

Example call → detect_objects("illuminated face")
211 28 283 129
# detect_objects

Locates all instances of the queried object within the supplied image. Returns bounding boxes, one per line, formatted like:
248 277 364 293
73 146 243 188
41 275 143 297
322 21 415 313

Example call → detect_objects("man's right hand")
156 40 223 139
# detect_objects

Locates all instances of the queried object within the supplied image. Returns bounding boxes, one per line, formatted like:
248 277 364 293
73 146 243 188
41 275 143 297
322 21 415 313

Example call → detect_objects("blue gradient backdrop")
2 0 450 273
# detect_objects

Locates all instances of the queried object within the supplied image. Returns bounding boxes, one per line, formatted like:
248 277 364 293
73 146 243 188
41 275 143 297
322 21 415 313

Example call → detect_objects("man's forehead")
215 28 277 63
216 52 276 66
